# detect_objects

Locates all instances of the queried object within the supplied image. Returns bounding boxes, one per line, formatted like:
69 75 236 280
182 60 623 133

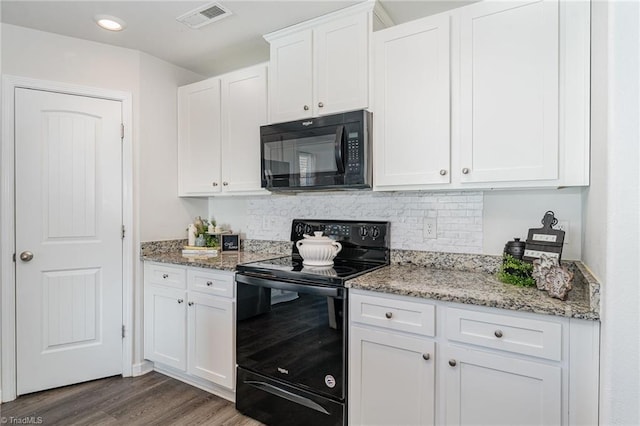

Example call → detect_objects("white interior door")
15 88 124 395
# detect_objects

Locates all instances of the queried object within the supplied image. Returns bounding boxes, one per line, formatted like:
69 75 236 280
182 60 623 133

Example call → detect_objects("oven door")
235 274 346 401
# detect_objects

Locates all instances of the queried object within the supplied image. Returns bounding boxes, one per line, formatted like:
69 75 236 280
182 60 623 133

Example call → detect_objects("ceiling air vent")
176 2 232 29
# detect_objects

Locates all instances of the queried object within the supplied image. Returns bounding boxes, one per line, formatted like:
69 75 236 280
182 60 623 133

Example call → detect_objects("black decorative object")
503 237 526 260
221 234 239 252
523 211 565 263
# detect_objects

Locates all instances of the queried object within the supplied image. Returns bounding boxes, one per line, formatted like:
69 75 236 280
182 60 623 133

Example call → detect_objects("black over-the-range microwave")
260 110 372 191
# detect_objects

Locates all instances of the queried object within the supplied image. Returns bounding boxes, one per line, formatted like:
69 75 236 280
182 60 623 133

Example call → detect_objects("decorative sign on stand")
523 211 565 263
221 234 240 252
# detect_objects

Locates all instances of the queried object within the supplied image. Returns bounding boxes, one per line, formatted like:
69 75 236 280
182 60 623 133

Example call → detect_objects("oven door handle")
235 274 343 298
334 124 346 174
243 380 331 415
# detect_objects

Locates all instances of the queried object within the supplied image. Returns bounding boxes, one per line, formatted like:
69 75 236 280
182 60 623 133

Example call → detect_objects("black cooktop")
237 219 391 287
236 255 387 286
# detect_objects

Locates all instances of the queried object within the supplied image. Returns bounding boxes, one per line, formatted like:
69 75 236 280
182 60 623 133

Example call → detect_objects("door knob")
20 251 34 262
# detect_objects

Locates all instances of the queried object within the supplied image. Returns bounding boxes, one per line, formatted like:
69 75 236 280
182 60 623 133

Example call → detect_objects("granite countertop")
140 239 289 271
347 262 599 320
141 239 600 321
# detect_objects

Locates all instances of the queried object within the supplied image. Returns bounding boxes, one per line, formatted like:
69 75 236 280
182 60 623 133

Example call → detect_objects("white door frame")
0 75 135 402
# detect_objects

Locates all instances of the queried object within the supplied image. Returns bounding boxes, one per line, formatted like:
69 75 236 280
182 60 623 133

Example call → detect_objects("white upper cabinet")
458 0 559 184
221 65 268 193
373 14 451 188
178 64 268 197
372 0 590 191
265 3 372 123
178 78 222 196
268 30 314 122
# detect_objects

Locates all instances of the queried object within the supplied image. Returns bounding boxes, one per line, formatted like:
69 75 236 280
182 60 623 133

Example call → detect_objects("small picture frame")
221 234 240 252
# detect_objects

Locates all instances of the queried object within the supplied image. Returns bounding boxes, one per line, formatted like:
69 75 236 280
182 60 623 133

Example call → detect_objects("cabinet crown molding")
263 0 376 41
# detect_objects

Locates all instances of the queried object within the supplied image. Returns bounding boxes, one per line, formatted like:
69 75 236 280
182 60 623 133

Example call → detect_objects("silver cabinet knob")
206 281 213 286
422 353 430 361
162 274 169 279
462 168 470 174
303 105 310 111
212 182 218 187
188 301 194 306
19 251 34 262
223 182 229 186
449 359 457 367
177 298 184 304
318 102 324 108
494 330 503 338
385 312 393 319
440 169 447 176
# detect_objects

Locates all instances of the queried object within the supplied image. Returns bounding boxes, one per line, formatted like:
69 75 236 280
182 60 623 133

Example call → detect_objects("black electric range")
235 219 390 426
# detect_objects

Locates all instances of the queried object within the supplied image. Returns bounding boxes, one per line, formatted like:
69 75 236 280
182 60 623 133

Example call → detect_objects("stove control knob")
370 226 380 238
359 226 368 237
305 224 313 235
295 223 305 235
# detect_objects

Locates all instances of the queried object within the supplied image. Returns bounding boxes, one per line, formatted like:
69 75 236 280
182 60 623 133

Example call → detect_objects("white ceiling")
1 0 474 76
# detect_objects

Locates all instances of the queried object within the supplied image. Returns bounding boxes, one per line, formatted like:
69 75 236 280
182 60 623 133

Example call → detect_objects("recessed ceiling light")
94 15 126 32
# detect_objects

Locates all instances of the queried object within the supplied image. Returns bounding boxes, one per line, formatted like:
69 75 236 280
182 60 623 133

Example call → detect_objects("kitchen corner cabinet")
178 64 268 196
373 0 590 191
144 262 235 393
265 7 370 123
349 290 600 426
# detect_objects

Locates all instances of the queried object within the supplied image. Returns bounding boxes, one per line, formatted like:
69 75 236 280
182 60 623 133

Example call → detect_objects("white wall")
483 188 583 259
587 1 640 424
138 52 206 241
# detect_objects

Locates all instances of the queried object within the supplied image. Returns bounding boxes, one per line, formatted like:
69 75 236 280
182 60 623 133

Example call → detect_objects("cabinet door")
444 345 561 426
373 14 451 188
349 326 435 426
177 78 222 195
144 285 187 370
459 0 559 183
315 13 369 117
187 292 234 389
269 30 313 123
221 65 268 193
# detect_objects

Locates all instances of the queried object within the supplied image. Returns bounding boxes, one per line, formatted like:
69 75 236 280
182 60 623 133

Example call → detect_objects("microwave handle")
334 125 345 174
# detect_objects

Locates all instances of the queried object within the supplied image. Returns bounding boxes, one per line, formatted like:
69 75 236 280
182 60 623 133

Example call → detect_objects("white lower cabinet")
443 345 561 426
349 290 599 426
350 326 435 426
144 262 235 395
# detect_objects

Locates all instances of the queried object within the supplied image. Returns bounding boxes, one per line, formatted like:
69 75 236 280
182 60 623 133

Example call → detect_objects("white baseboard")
132 360 154 377
153 364 236 403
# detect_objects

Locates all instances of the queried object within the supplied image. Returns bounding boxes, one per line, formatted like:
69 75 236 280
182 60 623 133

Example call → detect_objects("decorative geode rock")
532 254 574 300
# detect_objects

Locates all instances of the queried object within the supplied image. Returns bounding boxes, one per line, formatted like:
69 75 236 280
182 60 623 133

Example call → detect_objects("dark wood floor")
0 372 264 425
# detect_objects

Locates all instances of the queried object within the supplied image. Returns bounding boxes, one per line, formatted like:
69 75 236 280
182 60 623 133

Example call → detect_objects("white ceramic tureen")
296 231 342 266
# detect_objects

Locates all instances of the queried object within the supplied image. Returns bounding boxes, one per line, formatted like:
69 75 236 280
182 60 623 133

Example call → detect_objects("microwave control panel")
347 132 361 175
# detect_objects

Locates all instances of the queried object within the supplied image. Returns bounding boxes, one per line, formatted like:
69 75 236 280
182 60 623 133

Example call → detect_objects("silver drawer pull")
422 353 430 361
206 281 213 286
162 274 169 279
177 298 184 304
188 301 194 306
385 312 393 319
494 330 503 338
449 359 457 367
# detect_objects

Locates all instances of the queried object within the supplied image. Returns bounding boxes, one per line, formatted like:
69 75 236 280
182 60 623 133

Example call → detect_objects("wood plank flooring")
0 372 264 425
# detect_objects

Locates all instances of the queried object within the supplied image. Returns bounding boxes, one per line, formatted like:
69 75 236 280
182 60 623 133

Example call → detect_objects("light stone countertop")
140 239 600 320
347 263 599 320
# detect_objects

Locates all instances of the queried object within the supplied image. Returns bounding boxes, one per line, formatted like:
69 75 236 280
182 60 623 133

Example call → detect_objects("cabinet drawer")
188 268 234 298
446 307 562 361
350 292 435 337
145 263 186 289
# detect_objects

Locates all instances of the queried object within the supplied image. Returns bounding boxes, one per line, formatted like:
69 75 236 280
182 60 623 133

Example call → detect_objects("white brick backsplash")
245 191 483 253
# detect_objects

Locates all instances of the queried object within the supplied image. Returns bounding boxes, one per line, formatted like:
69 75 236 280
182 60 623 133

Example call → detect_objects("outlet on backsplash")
555 220 570 244
423 218 437 240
